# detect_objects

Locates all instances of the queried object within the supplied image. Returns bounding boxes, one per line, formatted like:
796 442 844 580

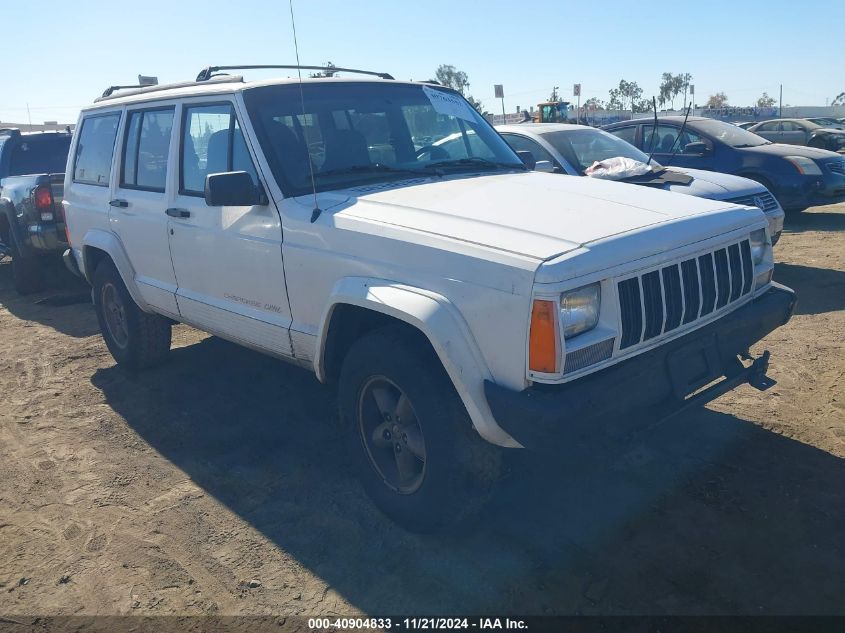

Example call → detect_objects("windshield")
243 82 524 196
7 135 71 176
808 118 840 127
542 128 661 173
691 119 770 148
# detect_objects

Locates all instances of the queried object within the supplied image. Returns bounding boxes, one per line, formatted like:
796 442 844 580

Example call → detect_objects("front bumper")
484 284 796 451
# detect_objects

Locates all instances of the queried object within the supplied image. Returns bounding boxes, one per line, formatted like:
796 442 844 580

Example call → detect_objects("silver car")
748 118 845 152
496 123 785 244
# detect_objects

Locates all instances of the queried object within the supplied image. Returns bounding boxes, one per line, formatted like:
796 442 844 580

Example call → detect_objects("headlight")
561 283 600 339
749 228 769 265
784 156 822 176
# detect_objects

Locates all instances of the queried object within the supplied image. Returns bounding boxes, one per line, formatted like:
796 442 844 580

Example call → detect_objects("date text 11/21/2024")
307 617 528 630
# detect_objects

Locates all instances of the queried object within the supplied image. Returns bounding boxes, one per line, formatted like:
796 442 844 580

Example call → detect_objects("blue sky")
1 0 842 124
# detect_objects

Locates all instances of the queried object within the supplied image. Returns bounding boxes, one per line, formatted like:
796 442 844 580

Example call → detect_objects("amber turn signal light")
529 299 558 373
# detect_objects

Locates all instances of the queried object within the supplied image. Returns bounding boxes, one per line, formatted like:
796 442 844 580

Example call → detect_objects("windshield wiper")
317 164 439 179
424 157 525 172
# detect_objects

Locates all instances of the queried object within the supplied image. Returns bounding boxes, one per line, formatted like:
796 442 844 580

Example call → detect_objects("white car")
496 123 785 244
63 67 795 531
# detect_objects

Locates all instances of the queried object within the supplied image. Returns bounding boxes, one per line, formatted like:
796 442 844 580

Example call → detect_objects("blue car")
602 116 845 212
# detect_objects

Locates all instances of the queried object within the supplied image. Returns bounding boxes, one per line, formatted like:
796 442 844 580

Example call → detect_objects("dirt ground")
1 204 843 618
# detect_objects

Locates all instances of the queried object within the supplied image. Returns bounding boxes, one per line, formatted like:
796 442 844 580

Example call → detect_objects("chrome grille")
828 161 845 175
617 239 753 350
726 191 779 211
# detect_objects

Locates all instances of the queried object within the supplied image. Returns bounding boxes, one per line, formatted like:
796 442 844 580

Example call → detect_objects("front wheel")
338 325 502 532
92 259 172 370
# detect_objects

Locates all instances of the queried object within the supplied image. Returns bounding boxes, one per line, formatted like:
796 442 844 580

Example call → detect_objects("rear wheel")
338 325 502 532
93 259 171 370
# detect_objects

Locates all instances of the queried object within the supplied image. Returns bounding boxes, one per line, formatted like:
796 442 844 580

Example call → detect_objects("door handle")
109 199 128 208
165 208 191 218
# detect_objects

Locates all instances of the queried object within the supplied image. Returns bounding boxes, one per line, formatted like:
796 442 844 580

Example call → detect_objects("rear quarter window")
73 113 121 186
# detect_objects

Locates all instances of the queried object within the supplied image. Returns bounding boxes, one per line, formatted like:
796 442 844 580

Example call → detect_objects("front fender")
316 278 520 448
81 229 152 312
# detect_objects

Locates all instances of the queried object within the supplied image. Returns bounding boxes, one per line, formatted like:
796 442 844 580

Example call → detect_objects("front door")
645 124 713 170
167 101 293 357
110 105 179 315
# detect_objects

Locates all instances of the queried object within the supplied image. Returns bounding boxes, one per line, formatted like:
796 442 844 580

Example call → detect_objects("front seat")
205 129 229 175
660 133 676 153
264 120 311 186
321 129 371 172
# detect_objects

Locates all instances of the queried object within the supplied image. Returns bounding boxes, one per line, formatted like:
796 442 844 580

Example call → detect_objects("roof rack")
96 74 243 101
195 64 394 82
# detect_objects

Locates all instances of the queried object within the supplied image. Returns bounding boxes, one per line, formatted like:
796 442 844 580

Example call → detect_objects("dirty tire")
338 324 502 533
12 254 45 295
93 258 171 370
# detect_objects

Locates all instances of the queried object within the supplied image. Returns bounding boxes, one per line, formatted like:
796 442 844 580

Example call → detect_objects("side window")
645 125 703 154
501 134 557 166
611 125 638 147
73 113 120 186
181 104 258 195
121 108 174 192
758 122 778 132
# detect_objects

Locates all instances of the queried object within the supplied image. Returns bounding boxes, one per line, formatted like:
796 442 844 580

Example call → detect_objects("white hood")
331 171 763 261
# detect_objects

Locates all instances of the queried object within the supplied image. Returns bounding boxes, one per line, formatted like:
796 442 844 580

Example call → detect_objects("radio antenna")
646 96 658 166
289 0 321 222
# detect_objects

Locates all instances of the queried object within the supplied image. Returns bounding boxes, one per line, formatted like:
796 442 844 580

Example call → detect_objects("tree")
308 61 337 78
705 92 729 108
677 73 693 109
756 92 776 108
582 97 605 111
548 86 560 102
832 92 845 106
658 73 674 109
433 64 483 112
608 79 643 116
658 72 693 110
634 98 654 114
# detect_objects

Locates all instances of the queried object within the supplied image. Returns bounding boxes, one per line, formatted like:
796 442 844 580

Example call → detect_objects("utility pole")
779 84 783 118
26 103 32 131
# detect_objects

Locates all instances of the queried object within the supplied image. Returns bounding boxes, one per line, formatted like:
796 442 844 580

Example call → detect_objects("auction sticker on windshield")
422 85 477 122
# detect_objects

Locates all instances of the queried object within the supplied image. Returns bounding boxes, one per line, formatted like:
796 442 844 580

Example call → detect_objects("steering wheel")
415 144 450 161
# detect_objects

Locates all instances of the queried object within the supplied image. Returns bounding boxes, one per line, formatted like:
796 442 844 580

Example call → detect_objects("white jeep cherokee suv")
63 66 796 531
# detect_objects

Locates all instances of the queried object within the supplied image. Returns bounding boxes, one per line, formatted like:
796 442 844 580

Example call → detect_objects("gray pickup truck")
0 128 72 293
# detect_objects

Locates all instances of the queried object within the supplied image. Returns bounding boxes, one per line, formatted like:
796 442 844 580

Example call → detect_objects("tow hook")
747 350 775 391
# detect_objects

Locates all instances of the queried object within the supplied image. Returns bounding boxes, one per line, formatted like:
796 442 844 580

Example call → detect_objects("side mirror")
515 150 536 170
534 160 555 173
683 141 709 155
204 171 267 207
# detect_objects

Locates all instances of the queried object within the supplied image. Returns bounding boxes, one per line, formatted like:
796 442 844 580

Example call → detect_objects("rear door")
110 104 179 315
166 100 292 357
